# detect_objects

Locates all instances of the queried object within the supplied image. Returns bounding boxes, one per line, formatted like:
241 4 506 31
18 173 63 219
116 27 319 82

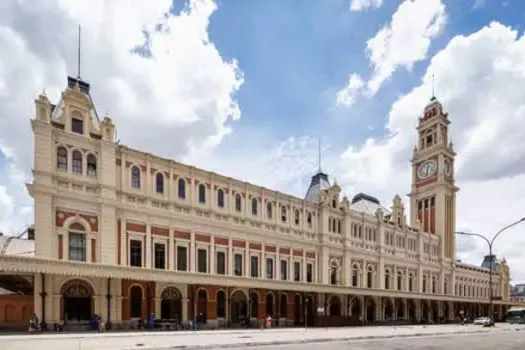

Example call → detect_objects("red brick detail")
249 243 262 251
55 210 98 232
215 236 229 246
126 222 146 233
306 251 315 259
91 238 96 263
174 230 190 240
279 247 290 255
152 226 169 236
117 220 121 265
58 235 63 260
293 249 303 257
195 233 210 243
233 239 246 248
0 295 33 324
416 176 437 188
265 245 276 253
116 159 122 166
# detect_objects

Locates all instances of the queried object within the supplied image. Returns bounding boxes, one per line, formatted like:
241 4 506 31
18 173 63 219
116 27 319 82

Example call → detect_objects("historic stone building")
0 75 518 328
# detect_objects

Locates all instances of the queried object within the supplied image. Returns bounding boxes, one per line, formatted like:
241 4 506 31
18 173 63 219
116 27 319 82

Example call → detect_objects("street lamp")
455 217 525 324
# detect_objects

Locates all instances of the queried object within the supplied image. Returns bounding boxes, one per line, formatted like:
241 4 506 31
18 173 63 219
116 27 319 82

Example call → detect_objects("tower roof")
304 171 331 202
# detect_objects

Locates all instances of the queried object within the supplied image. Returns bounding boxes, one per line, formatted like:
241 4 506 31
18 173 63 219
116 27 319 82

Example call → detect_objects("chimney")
27 227 35 240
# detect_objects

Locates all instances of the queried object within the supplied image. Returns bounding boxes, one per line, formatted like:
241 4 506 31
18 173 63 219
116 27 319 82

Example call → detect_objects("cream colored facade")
0 76 518 328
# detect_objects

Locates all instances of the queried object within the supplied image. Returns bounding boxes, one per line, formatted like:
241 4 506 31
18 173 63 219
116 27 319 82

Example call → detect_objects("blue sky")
2 0 525 280
184 0 525 159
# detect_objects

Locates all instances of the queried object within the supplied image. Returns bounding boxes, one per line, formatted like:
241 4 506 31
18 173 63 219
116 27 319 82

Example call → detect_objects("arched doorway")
443 302 450 321
329 295 341 316
216 291 226 318
265 293 274 317
421 301 430 323
62 280 93 323
160 287 182 319
305 295 315 326
130 285 143 319
350 297 361 320
395 299 405 320
365 297 376 322
431 301 440 323
196 289 207 323
408 299 416 321
249 291 258 319
279 293 288 318
383 298 394 321
230 290 247 324
294 294 302 325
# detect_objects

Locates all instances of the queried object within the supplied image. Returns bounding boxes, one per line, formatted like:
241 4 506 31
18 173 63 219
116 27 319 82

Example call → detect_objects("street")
227 330 525 350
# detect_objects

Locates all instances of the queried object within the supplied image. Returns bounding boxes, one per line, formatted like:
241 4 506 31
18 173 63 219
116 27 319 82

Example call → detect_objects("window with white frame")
69 231 86 262
293 261 301 282
280 260 288 280
250 255 259 278
306 263 313 282
130 240 142 267
197 248 207 273
234 253 243 276
216 251 226 275
266 257 274 279
154 243 166 269
176 246 187 271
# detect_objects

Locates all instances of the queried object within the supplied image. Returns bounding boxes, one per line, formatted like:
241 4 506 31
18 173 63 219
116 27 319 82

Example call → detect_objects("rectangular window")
154 243 165 269
294 261 301 282
266 258 274 279
130 240 142 267
197 248 207 273
306 263 313 283
216 251 226 275
234 253 243 276
71 118 84 134
176 246 187 271
68 232 86 262
280 260 288 280
250 256 259 278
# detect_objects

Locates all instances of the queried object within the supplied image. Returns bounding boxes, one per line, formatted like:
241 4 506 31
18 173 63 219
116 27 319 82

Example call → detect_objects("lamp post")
455 217 525 324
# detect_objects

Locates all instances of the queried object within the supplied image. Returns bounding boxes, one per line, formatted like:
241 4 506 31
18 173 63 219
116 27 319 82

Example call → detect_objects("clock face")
418 160 437 179
444 159 452 176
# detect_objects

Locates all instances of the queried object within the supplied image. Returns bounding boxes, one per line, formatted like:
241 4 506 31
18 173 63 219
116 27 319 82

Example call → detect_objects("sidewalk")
1 324 523 350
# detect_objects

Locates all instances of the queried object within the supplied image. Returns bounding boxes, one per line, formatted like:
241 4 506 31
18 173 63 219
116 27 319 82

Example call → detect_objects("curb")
122 328 514 350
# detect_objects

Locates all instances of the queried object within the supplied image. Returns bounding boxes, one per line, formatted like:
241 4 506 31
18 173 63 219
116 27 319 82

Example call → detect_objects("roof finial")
77 25 82 79
431 74 435 100
318 137 322 173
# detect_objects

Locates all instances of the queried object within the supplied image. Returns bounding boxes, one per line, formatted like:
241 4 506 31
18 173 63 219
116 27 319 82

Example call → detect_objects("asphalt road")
223 330 525 350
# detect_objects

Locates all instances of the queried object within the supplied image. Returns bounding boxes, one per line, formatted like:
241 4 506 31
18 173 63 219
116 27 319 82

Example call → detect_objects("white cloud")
337 0 446 105
335 73 364 107
0 0 243 234
335 21 525 282
350 0 383 12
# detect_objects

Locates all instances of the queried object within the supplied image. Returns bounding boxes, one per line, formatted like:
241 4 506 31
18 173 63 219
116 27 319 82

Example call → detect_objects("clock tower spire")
408 96 459 261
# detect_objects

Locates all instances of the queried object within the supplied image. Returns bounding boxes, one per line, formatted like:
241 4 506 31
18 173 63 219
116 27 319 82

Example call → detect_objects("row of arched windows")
329 217 341 233
129 165 315 226
455 283 491 298
56 147 97 177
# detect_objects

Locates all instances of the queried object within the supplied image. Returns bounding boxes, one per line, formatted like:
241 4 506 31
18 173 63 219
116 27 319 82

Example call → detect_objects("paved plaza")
238 330 525 350
1 324 524 350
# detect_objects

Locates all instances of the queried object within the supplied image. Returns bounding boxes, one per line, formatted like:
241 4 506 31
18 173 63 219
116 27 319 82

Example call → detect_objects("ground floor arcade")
0 273 512 329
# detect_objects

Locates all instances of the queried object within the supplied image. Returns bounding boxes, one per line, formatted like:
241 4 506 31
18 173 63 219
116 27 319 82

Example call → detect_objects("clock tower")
408 96 459 261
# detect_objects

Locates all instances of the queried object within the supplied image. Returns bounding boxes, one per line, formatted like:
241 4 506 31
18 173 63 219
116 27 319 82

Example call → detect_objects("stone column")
155 298 161 319
182 298 189 322
190 232 196 272
120 219 127 266
261 245 266 279
168 229 174 270
228 239 233 275
34 273 43 320
145 224 152 268
210 236 215 274
52 294 61 323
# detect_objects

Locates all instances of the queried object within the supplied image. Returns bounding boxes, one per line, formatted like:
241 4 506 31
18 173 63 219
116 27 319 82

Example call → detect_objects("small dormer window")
72 118 84 134
332 199 337 209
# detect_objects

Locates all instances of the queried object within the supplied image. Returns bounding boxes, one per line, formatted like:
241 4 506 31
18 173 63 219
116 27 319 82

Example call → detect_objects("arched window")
337 220 341 233
72 150 83 174
266 202 272 219
279 294 287 317
156 173 164 194
57 147 68 171
384 270 391 290
330 263 338 285
408 274 414 291
251 197 258 216
217 189 225 208
397 271 403 291
235 194 242 212
432 277 437 294
423 276 428 293
307 212 312 228
131 166 141 189
87 154 97 177
68 223 86 262
198 183 206 203
443 279 447 294
130 286 143 319
367 266 373 288
352 265 359 287
294 209 300 225
178 178 186 199
281 206 287 223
